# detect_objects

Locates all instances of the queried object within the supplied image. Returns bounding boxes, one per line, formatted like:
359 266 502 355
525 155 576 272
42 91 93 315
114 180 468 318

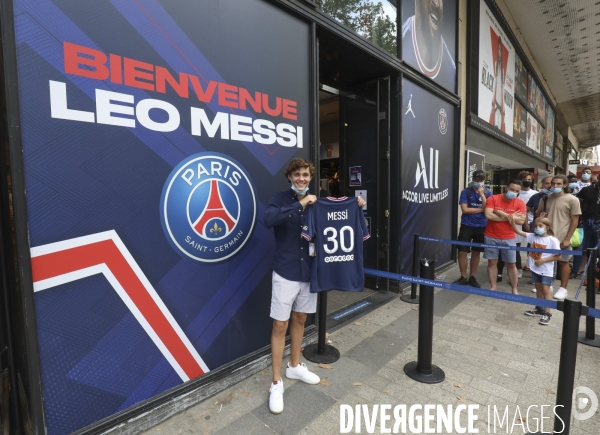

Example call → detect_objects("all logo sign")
160 153 256 262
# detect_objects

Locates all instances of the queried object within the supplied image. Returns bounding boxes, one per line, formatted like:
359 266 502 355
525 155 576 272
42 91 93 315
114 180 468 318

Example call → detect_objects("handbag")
571 228 583 248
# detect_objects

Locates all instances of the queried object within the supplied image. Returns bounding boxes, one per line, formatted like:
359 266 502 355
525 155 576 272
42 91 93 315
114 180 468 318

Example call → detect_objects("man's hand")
534 260 543 267
299 195 317 208
357 197 366 208
539 212 547 218
560 238 571 250
477 186 485 195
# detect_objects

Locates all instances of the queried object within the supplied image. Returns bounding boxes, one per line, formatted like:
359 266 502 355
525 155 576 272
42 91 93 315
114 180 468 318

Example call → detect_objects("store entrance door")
340 79 390 291
318 78 390 293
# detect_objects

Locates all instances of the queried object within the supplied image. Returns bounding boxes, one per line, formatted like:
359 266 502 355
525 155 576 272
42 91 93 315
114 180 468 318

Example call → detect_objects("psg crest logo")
160 153 256 262
438 108 448 135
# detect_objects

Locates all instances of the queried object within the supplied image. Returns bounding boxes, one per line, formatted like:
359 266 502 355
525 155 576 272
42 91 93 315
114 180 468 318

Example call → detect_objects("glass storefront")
317 0 398 56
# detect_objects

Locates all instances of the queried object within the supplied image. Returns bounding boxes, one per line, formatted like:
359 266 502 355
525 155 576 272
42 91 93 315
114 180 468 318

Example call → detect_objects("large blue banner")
401 79 455 273
14 0 309 433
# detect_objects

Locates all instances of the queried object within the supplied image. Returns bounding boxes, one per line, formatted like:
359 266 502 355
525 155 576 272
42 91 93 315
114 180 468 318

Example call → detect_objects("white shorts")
559 246 572 262
270 271 317 321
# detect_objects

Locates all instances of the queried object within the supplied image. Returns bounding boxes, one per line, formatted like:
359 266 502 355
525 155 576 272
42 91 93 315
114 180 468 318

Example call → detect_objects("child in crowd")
508 215 561 325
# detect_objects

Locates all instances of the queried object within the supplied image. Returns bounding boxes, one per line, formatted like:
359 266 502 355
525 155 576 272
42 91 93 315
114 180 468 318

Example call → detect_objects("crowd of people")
456 168 599 325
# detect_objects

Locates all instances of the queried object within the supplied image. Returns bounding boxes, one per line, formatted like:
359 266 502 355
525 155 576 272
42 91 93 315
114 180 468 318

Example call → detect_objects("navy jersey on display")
301 197 370 293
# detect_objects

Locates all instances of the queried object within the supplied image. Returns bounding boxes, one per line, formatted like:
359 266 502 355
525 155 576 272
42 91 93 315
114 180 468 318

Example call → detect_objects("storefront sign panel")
401 79 455 274
13 0 310 433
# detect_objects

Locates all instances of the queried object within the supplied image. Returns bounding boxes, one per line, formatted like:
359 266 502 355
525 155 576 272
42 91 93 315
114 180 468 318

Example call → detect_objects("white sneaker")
531 287 537 293
518 270 523 278
285 362 320 384
269 380 284 414
553 287 568 300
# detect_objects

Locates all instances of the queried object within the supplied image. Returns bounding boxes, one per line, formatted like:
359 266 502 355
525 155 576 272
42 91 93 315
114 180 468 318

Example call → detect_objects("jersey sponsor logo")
324 254 354 263
160 153 256 262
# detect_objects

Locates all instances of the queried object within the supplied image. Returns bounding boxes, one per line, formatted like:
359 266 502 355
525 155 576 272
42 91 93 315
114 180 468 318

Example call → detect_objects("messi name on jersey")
301 197 370 293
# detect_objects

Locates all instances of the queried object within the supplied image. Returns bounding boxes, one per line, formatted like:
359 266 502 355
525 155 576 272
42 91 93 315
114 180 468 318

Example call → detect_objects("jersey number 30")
323 226 354 254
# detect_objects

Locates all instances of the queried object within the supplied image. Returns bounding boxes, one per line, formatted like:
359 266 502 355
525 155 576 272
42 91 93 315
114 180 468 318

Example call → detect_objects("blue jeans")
582 221 600 252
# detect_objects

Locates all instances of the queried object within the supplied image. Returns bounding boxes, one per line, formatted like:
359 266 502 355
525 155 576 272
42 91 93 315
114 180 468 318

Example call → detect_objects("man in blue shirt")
264 158 365 414
456 170 492 287
527 175 552 220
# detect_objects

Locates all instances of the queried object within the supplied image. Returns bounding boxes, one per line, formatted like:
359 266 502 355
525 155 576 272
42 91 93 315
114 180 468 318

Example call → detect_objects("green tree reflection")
317 0 397 56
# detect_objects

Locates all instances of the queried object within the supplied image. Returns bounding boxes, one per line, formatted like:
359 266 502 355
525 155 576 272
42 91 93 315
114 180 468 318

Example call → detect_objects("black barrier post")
529 299 583 435
400 233 420 304
404 259 445 384
579 247 600 347
303 292 340 364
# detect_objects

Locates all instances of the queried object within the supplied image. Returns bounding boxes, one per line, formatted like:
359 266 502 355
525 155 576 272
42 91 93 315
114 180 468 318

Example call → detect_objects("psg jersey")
301 197 370 293
401 16 456 93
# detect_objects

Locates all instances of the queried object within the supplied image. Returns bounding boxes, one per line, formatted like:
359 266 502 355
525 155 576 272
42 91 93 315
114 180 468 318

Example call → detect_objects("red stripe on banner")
31 240 205 379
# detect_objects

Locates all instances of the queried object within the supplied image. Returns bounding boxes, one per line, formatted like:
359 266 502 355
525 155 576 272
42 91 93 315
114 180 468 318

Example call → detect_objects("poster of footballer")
401 0 458 93
12 0 309 433
400 79 454 274
477 0 515 136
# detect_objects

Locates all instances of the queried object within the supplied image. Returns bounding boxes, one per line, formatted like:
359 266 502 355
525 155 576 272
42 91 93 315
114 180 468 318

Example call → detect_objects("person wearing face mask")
507 216 561 325
528 176 552 220
576 172 600 279
264 158 365 414
536 175 582 301
455 170 492 287
483 180 527 294
567 174 579 194
526 176 554 292
568 174 585 278
574 167 593 194
498 171 535 280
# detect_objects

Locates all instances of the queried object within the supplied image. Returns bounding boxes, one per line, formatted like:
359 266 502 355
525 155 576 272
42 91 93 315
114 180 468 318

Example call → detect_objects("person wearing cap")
455 170 492 287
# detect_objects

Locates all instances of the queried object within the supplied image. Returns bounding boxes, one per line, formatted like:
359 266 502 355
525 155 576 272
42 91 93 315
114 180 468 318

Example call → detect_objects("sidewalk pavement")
141 258 599 435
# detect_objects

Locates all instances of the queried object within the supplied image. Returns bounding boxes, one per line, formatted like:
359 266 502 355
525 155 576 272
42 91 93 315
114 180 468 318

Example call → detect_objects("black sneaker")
539 312 552 325
455 277 468 285
524 306 544 317
468 276 481 288
496 275 503 282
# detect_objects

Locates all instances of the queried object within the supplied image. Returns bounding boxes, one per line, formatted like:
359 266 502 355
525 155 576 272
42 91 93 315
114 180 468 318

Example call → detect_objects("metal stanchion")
400 233 420 304
404 259 445 384
529 299 583 435
303 292 340 364
578 248 600 347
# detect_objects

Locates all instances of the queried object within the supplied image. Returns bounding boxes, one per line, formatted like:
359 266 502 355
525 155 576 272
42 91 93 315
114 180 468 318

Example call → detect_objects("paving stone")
251 382 336 435
311 356 373 400
214 413 279 435
470 378 519 403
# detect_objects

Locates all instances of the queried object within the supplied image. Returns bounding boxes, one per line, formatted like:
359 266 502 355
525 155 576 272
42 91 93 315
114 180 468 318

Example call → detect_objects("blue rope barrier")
364 268 558 310
418 236 582 256
589 307 600 319
574 255 592 300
